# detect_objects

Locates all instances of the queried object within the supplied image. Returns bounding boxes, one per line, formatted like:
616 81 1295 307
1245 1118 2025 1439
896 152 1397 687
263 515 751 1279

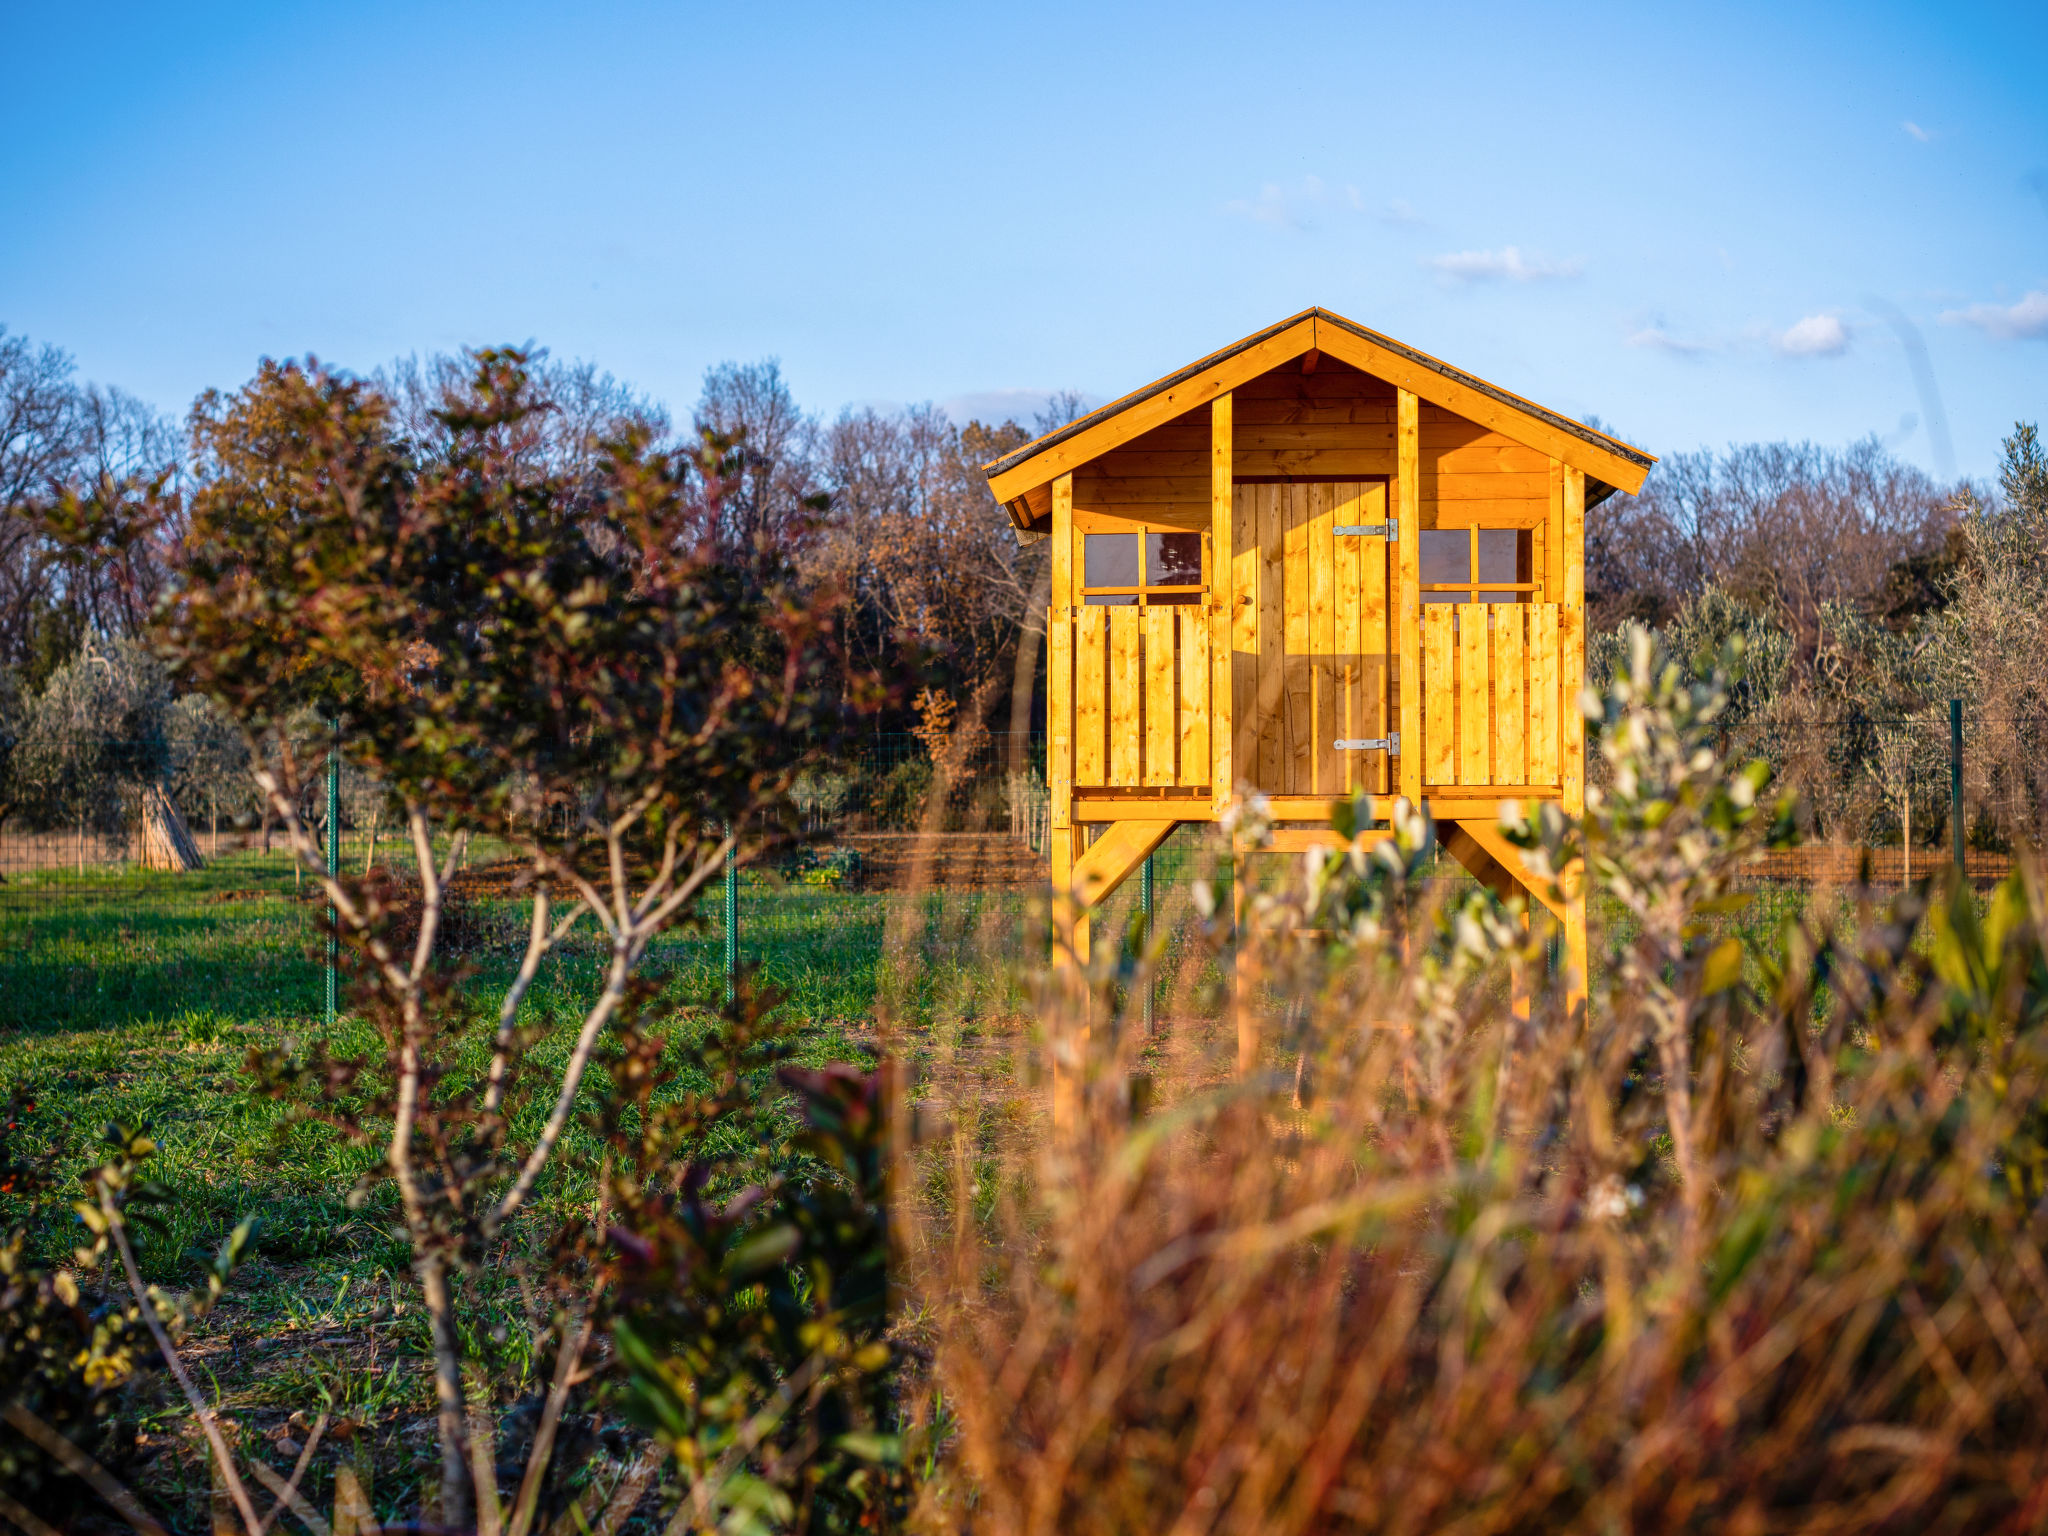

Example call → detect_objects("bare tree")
1 329 181 680
693 358 822 558
1587 437 1956 644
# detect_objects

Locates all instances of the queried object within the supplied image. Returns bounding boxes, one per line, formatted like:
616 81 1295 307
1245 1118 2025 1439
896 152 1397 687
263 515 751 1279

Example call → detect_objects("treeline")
1587 426 2048 851
1 319 2042 850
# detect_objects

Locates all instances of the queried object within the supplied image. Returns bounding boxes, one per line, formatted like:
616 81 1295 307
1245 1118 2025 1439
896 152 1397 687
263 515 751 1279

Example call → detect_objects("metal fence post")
1140 852 1155 1034
724 824 738 1006
326 724 339 1029
1949 699 1965 878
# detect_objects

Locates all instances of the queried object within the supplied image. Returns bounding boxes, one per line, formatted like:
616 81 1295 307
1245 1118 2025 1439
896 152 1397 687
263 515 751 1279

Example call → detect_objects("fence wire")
1 714 2032 1039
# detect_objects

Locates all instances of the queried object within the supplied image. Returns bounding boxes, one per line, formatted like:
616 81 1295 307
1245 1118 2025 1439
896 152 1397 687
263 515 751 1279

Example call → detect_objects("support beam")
1443 818 1566 923
1051 818 1178 1132
1070 819 1178 909
1396 389 1421 804
1560 465 1588 1027
1252 827 1396 855
1210 394 1234 815
1050 474 1075 835
1233 832 1258 1076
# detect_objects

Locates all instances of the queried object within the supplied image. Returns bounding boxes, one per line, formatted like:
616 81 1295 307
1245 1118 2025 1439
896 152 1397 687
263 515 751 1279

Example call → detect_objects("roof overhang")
984 307 1656 532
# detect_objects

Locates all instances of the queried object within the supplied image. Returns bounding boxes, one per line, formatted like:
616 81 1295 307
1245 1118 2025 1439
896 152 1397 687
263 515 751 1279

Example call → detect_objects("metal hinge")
1334 733 1400 753
1333 520 1397 540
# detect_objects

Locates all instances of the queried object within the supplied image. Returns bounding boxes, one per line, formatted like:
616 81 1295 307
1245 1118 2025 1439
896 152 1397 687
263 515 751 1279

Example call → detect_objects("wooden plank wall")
1056 353 1578 805
1226 481 1394 798
1068 608 1213 789
1420 603 1563 789
1071 362 1550 532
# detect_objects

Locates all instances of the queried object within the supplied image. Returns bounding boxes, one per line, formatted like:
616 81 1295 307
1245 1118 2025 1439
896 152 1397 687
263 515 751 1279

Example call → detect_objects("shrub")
914 631 2048 1534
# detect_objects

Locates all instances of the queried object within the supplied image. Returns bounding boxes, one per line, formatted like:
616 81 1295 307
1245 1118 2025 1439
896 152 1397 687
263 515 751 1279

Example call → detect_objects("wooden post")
1560 465 1588 1022
1212 394 1256 1070
1050 472 1075 838
1048 472 1088 1129
1396 390 1421 805
1234 831 1258 1076
1210 393 1234 813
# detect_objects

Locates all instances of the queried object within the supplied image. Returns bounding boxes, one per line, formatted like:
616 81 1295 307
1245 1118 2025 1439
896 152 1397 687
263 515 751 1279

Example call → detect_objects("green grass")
0 835 1850 1529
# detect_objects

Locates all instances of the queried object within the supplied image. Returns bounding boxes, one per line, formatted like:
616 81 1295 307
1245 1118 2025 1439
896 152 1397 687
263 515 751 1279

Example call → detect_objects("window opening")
1082 530 1205 606
1420 527 1534 605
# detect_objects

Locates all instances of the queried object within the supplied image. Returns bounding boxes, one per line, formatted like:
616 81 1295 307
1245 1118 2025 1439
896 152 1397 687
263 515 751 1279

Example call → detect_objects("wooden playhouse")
982 307 1655 1053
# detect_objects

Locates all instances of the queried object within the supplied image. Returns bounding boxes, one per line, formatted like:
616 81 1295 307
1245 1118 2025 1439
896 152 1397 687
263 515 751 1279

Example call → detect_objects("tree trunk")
139 782 206 872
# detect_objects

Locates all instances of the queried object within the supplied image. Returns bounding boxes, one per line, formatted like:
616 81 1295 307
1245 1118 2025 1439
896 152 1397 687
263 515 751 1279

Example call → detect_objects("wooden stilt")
1509 908 1532 1027
1051 819 1173 1129
1233 834 1258 1074
1563 886 1589 1026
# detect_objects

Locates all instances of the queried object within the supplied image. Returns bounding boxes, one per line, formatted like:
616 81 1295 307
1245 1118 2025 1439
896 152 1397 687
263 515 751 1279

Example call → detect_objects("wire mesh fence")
1 710 2035 1040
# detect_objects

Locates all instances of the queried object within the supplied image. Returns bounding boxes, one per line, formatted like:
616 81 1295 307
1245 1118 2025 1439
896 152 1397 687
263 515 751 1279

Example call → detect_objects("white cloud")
1426 245 1583 283
1775 313 1851 357
1224 181 1297 227
1940 290 2048 341
1381 198 1426 227
1903 120 1931 142
1626 325 1712 356
1223 175 1335 230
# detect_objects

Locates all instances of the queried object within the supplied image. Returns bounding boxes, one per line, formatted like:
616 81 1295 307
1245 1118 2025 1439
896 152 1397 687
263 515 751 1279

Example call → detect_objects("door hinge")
1334 520 1397 540
1334 733 1400 753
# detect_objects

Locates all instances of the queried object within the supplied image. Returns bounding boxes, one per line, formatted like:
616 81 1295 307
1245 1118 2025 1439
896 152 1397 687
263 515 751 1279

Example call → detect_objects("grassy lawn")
0 849 1085 1527
0 833 1837 1529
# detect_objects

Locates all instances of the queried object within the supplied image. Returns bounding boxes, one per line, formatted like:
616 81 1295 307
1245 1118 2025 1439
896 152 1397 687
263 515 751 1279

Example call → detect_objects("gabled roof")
983 307 1656 530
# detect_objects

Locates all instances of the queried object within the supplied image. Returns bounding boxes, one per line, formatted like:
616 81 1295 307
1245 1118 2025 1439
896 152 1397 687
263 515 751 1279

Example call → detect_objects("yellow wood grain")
1144 604 1176 786
1493 604 1526 784
1256 483 1286 793
1282 485 1315 793
1308 317 1652 495
1459 604 1490 786
1356 481 1390 794
1050 475 1075 825
1209 393 1233 805
1333 482 1362 793
1076 606 1106 787
1232 480 1260 794
1398 391 1423 799
1424 605 1456 784
1528 603 1560 786
987 318 1319 503
1180 607 1210 789
1109 605 1141 787
1561 467 1586 815
1308 480 1337 793
1546 459 1565 613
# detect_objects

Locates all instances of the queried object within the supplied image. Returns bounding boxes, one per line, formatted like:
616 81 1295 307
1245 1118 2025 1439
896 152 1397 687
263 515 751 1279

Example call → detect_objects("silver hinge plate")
1334 733 1400 753
1333 521 1397 539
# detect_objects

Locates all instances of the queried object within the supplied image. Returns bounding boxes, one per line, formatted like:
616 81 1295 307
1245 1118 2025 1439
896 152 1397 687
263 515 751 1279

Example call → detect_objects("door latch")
1333 521 1397 540
1334 733 1400 753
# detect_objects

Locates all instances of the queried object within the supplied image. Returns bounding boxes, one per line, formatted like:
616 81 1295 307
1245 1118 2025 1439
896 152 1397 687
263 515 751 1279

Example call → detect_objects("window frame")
1080 529 1209 608
1421 526 1537 605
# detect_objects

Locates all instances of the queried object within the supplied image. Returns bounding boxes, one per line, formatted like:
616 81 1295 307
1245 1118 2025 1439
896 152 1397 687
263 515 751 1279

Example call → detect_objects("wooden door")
1230 481 1393 798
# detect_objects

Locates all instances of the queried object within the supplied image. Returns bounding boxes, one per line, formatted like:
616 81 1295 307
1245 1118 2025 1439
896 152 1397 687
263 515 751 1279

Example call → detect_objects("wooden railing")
1062 606 1213 788
1051 601 1565 806
1420 602 1564 790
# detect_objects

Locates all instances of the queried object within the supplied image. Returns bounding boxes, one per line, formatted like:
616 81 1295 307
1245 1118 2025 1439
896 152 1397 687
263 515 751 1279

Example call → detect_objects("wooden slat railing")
1421 603 1562 790
1062 606 1212 789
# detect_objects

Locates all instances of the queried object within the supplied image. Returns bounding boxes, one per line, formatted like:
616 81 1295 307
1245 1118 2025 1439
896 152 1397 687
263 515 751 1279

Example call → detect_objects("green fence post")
1949 698 1965 878
724 825 738 1006
1140 852 1155 1034
326 725 339 1029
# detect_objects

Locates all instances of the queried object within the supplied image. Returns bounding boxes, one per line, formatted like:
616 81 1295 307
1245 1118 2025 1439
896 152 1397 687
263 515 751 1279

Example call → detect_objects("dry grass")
902 654 2048 1535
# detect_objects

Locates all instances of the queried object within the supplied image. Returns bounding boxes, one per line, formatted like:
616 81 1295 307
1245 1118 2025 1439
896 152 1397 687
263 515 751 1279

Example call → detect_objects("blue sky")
2 0 2043 479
